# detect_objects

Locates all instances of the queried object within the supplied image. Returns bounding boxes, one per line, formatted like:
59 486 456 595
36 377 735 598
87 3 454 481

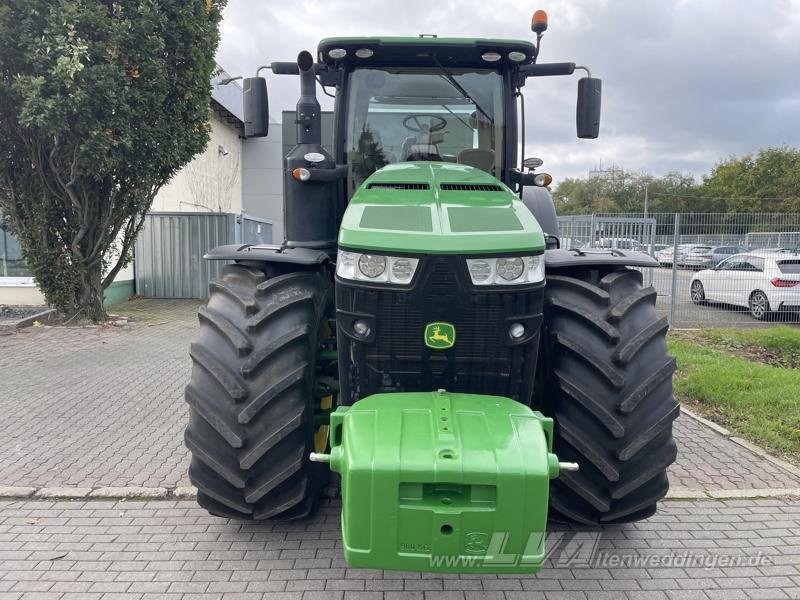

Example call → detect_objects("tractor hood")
338 162 545 254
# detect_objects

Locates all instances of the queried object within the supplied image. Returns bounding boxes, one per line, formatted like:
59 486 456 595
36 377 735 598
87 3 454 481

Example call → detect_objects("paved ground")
1 299 798 493
1 497 799 600
2 298 800 599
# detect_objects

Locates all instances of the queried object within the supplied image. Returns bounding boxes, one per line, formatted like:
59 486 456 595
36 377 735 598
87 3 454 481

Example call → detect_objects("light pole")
643 181 650 219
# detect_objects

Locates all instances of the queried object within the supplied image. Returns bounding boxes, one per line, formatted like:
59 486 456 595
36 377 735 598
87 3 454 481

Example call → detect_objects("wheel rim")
691 282 704 302
750 293 767 318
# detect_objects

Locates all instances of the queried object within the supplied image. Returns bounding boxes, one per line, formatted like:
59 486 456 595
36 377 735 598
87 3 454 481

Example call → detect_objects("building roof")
210 65 244 129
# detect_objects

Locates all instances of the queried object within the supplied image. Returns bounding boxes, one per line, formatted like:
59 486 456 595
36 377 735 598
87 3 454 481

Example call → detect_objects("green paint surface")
103 279 134 306
360 205 433 232
339 162 545 254
328 391 560 573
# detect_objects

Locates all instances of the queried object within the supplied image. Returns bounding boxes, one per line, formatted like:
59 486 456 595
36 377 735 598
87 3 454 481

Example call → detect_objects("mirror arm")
574 65 592 78
302 165 348 182
509 168 537 187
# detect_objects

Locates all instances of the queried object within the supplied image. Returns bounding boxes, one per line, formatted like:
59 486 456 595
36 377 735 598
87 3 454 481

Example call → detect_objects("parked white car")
690 252 800 320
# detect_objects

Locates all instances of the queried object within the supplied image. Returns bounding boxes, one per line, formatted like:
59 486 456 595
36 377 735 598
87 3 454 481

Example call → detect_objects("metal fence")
557 213 800 328
134 212 273 299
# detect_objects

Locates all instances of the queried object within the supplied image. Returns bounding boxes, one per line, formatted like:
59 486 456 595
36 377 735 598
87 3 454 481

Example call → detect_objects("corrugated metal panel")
135 212 235 299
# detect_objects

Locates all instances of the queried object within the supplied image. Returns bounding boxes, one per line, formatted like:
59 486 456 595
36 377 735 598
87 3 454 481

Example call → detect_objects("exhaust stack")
283 51 338 249
296 50 321 145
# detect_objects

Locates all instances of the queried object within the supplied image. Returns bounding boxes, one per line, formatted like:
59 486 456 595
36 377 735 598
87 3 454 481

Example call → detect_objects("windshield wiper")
431 55 494 125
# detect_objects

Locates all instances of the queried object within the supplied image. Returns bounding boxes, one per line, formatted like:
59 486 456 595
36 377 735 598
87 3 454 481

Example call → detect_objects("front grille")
439 183 503 191
336 256 543 405
367 182 430 190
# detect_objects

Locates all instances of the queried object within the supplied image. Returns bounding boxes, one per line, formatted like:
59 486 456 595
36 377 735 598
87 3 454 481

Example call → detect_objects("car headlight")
466 255 544 285
337 251 419 284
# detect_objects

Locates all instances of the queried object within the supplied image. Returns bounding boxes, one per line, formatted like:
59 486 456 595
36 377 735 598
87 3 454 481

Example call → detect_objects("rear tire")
185 263 332 520
690 280 706 305
749 290 771 321
541 267 679 525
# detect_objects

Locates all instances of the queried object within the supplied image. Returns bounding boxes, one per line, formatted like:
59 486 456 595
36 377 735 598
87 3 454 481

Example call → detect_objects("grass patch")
668 332 800 463
672 325 800 369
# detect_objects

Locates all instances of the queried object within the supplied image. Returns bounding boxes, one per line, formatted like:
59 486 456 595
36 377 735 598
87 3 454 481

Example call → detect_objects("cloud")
216 0 800 181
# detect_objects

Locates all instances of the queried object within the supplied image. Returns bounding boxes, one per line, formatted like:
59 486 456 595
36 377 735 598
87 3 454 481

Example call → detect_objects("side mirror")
243 77 269 138
576 77 601 139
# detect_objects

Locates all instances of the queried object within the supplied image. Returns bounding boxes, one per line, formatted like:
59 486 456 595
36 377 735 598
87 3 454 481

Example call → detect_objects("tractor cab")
317 37 535 193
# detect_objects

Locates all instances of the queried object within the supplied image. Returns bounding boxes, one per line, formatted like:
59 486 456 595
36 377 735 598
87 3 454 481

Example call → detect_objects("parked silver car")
683 245 748 269
656 244 701 267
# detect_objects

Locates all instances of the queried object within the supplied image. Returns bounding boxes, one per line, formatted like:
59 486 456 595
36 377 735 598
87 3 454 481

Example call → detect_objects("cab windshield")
345 67 505 193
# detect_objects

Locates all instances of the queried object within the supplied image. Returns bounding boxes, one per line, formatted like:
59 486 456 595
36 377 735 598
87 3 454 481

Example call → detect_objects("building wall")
152 113 243 214
242 120 284 239
241 111 334 243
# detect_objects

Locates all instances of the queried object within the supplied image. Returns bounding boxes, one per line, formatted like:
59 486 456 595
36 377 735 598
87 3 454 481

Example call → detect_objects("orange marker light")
292 167 311 182
531 9 548 33
543 173 553 186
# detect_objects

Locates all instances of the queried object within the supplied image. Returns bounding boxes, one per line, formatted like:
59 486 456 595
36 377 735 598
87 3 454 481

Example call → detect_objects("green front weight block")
324 391 563 573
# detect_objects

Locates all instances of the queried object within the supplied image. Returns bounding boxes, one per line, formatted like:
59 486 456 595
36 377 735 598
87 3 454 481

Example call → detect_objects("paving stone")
2 299 799 494
0 498 798 598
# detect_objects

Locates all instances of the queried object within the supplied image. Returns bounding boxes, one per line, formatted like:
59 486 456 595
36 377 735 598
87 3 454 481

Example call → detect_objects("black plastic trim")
203 244 332 265
545 248 659 269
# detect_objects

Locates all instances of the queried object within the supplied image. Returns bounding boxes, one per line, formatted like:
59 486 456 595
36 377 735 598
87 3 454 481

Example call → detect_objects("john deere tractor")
185 10 678 573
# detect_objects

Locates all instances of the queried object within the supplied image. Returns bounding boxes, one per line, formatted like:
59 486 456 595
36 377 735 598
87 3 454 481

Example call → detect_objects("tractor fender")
521 186 559 237
204 243 332 266
545 247 659 269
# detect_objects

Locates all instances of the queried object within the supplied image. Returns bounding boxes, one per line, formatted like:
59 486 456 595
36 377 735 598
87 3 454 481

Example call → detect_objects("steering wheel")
402 114 447 133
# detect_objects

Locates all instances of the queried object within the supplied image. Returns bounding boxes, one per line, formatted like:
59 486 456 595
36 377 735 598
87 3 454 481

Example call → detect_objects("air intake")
367 182 430 190
440 183 504 191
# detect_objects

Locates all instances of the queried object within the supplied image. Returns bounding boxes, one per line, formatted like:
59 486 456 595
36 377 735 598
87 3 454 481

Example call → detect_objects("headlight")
466 255 544 285
337 251 419 284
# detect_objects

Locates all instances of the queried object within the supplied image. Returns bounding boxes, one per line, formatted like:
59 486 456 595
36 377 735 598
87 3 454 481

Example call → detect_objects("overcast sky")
215 0 800 182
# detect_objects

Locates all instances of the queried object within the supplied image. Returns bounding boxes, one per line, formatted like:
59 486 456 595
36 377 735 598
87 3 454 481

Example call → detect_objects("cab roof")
318 36 536 69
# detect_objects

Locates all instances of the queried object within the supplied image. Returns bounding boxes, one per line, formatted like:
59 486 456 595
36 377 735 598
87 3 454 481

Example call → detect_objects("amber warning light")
531 9 548 33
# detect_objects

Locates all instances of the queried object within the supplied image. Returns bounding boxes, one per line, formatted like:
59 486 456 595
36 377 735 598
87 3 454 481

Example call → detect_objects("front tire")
185 263 333 520
541 267 679 525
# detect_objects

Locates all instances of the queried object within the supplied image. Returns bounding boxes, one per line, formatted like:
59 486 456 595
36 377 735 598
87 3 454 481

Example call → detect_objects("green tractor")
185 10 678 573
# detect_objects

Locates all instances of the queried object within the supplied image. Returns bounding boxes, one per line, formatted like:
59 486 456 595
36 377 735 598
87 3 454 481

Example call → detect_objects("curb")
680 405 800 478
0 308 56 331
0 486 196 500
2 485 799 502
666 486 800 500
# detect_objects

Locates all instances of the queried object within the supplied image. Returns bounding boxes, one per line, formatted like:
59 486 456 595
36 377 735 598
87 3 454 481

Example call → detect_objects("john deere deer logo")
425 322 455 349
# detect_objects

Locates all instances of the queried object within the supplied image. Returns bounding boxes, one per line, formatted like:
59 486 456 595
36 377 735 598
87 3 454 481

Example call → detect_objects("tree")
553 169 699 215
0 0 225 321
700 147 800 213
